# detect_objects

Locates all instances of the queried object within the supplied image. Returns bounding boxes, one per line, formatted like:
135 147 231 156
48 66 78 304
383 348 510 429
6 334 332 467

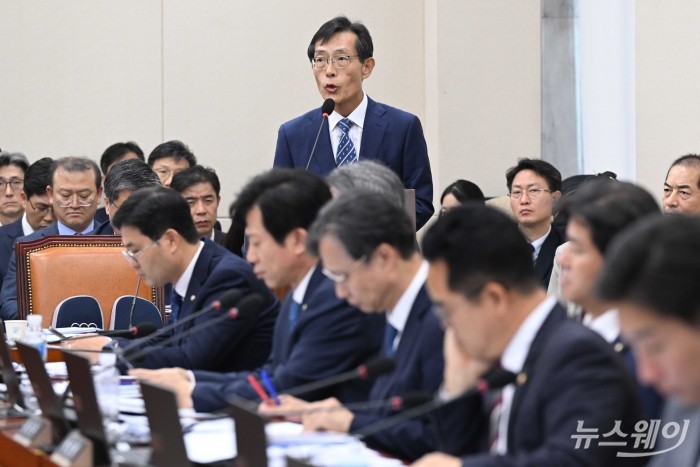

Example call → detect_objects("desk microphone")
127 276 142 328
124 293 265 365
305 98 335 170
283 357 396 398
352 369 517 439
273 392 433 419
61 323 158 342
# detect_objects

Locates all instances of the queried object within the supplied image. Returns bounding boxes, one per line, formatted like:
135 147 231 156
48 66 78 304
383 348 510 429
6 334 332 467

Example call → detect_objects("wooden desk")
10 347 64 364
0 419 59 467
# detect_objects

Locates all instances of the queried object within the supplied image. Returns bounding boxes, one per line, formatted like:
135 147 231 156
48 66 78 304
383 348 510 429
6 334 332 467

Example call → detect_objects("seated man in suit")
558 179 663 418
598 214 700 467
170 165 226 244
273 16 434 230
0 152 29 227
413 204 645 467
506 158 564 287
131 169 384 411
0 157 54 288
95 141 145 224
0 156 103 319
261 191 444 462
147 140 196 187
91 158 161 235
662 153 700 215
68 186 279 372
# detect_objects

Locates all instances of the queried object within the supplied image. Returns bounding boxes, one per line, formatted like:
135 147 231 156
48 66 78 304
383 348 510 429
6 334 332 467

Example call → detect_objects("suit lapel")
534 229 559 281
359 98 388 162
180 241 212 323
305 111 337 175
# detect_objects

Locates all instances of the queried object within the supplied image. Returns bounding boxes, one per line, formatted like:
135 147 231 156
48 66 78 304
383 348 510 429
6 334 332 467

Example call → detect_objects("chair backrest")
110 295 163 330
16 235 164 326
52 295 104 329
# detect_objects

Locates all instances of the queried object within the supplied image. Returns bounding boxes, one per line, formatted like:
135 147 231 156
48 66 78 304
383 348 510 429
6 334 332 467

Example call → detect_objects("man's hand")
130 368 194 408
61 336 112 364
443 327 491 397
411 452 461 466
301 398 353 433
257 394 310 423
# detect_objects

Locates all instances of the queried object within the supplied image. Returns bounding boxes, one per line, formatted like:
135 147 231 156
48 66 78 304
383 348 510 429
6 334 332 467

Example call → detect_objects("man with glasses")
0 157 54 290
147 140 197 187
662 154 700 215
0 157 102 319
506 158 564 287
260 191 444 462
0 152 29 226
273 16 434 231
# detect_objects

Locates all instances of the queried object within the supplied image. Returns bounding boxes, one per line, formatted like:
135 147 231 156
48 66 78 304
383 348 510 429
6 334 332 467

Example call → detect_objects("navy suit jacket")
273 97 434 230
0 223 60 320
433 304 646 467
213 229 226 245
349 285 444 462
0 218 26 290
190 265 385 412
89 220 114 235
117 239 279 372
534 227 565 288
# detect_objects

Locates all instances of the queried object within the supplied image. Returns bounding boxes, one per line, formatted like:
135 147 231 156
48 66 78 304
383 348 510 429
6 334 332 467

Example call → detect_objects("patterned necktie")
288 300 302 330
488 388 504 453
383 323 398 357
336 118 357 167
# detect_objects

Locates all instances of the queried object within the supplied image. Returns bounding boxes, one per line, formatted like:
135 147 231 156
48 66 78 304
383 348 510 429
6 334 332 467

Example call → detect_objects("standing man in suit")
662 154 700 215
262 191 444 462
131 169 384 411
171 166 226 244
598 214 700 467
0 156 103 319
413 204 644 467
506 158 564 287
0 157 54 288
71 187 279 373
273 16 434 230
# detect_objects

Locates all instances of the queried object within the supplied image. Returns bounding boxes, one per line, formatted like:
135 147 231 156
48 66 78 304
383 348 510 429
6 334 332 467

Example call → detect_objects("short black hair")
0 152 29 173
422 204 538 299
112 186 198 244
99 141 144 175
23 157 53 198
559 179 660 254
307 190 416 261
104 159 161 203
147 140 197 167
230 168 331 246
440 179 485 205
49 157 102 189
170 165 221 197
598 214 700 326
666 154 700 189
505 158 562 193
307 16 374 63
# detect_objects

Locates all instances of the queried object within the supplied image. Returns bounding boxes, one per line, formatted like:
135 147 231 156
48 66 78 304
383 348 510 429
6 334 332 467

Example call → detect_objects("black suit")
0 218 26 289
534 227 565 288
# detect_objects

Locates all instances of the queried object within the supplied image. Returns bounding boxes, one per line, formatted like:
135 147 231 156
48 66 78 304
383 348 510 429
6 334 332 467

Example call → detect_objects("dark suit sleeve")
402 116 434 230
0 250 19 320
273 124 294 168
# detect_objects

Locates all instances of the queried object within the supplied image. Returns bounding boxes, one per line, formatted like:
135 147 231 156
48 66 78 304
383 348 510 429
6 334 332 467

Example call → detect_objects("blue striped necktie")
336 118 357 167
383 324 398 357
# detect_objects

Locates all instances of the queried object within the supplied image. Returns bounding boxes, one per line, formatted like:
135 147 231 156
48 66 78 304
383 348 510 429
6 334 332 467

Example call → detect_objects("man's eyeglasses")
509 187 553 200
322 255 367 284
28 199 53 215
122 240 160 267
0 178 23 191
311 55 359 70
55 193 95 208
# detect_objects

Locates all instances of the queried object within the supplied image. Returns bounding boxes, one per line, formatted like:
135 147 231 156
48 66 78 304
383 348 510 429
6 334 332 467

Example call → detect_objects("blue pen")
260 370 280 405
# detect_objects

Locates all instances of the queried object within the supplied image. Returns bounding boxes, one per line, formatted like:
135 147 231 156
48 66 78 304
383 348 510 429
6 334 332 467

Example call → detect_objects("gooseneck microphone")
352 369 517 439
127 276 142 328
273 392 433 419
60 323 158 342
283 357 396 398
305 98 336 170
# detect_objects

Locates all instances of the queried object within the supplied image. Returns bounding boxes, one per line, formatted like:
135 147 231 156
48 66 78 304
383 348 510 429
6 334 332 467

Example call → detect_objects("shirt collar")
57 219 95 235
501 295 557 373
173 240 205 298
530 226 551 261
21 213 34 235
328 93 368 131
387 260 429 335
583 309 620 344
292 264 317 304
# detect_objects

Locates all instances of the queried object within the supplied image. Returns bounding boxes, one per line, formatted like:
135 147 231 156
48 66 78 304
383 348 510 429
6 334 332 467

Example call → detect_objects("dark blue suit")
0 223 60 320
273 97 434 230
614 336 664 420
0 219 26 291
190 265 385 412
534 227 565 288
432 304 646 467
117 239 279 372
89 220 114 235
349 285 444 462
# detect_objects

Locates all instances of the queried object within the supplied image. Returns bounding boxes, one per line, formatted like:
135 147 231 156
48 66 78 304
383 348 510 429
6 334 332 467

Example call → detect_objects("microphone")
351 369 517 439
128 276 142 328
305 98 335 170
123 293 265 365
283 357 396 398
60 323 158 342
272 392 433 419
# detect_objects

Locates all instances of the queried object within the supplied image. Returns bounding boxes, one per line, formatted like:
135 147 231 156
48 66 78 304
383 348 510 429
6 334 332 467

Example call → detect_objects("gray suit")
649 399 700 467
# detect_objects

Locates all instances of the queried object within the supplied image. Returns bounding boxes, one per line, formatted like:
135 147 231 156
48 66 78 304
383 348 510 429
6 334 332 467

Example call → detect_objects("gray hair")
0 152 29 172
49 156 102 189
104 159 161 203
326 160 406 209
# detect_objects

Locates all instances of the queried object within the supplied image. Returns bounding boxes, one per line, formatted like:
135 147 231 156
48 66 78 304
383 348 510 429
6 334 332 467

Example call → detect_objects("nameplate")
12 415 51 448
50 429 93 467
